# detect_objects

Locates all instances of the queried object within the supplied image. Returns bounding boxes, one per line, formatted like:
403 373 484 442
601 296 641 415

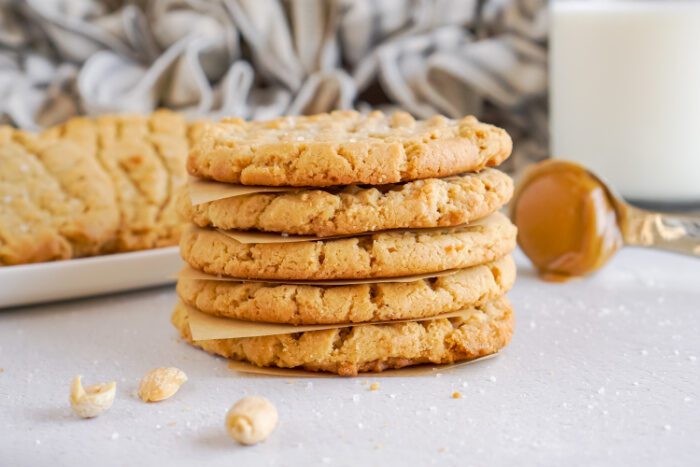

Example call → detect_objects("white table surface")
1 249 698 467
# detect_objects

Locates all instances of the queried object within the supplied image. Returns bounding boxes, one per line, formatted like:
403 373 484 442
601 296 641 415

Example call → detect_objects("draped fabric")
0 0 548 171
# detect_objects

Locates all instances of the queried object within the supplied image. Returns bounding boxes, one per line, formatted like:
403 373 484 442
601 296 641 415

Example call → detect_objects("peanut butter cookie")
0 127 118 265
171 296 514 376
42 110 189 252
187 110 512 186
177 255 515 324
179 212 517 280
179 168 513 237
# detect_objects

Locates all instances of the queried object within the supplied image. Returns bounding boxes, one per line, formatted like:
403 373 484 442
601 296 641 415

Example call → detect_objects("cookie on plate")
177 255 515 324
179 168 513 237
0 127 119 265
179 212 517 281
42 110 189 252
171 296 514 376
187 110 512 186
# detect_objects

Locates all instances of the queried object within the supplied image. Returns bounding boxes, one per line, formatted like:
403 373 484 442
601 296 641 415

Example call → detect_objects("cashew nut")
225 396 278 445
70 375 116 419
138 367 188 402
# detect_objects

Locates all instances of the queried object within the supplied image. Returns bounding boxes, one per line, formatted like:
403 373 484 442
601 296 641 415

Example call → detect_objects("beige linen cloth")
0 0 547 171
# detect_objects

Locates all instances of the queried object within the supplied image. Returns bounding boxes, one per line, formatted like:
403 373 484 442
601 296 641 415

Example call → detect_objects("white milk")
550 1 700 203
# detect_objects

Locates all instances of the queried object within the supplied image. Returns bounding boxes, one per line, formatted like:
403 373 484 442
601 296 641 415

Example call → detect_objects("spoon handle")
622 206 700 257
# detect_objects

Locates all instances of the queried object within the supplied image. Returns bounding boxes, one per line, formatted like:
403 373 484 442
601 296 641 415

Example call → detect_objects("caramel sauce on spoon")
511 160 623 282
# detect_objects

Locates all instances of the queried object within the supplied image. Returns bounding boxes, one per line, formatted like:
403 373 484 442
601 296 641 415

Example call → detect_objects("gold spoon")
510 159 700 282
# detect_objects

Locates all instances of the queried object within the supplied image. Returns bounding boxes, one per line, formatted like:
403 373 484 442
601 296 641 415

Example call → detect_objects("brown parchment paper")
185 303 476 340
225 353 499 378
199 215 493 245
214 226 352 244
188 177 293 205
177 265 458 286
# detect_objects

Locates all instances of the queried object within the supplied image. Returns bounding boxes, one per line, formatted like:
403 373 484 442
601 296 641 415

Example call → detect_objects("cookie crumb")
369 382 380 391
452 392 462 399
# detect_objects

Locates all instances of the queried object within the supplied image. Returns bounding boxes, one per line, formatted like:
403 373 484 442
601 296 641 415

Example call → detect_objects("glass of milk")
550 0 700 205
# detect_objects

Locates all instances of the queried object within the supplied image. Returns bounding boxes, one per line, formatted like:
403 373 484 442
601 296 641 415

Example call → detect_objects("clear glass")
550 0 700 205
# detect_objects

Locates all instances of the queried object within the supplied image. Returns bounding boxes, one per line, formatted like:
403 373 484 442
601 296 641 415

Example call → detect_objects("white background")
1 249 698 466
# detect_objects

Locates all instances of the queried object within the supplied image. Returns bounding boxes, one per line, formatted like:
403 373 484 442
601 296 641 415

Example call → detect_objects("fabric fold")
0 0 548 170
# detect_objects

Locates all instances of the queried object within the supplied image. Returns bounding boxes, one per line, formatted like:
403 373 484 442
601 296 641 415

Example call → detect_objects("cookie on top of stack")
172 110 517 376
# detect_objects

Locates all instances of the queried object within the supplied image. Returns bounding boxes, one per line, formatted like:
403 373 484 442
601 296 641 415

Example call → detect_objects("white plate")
0 247 182 309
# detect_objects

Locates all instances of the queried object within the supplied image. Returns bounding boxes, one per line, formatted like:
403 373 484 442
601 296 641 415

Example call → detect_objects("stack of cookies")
172 110 517 376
